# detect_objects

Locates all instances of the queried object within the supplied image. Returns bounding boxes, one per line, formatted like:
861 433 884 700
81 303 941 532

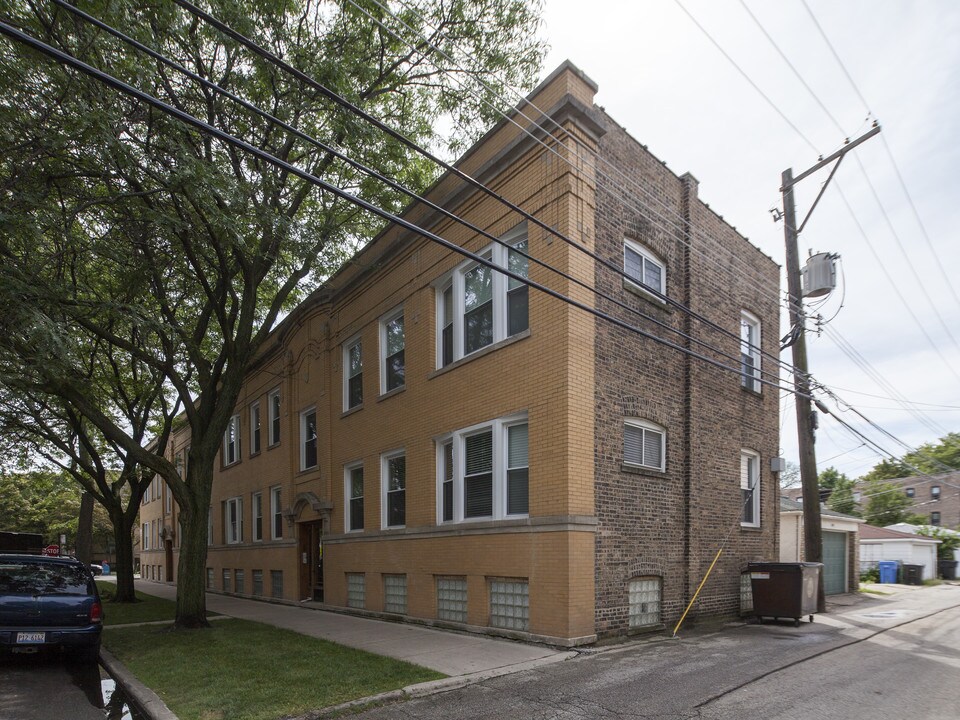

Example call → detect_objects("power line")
799 0 871 115
0 19 811 401
53 0 799 389
348 0 782 346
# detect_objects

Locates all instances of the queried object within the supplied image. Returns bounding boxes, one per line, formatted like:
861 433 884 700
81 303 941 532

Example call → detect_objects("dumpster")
939 560 958 580
878 560 899 584
902 564 924 585
748 562 821 627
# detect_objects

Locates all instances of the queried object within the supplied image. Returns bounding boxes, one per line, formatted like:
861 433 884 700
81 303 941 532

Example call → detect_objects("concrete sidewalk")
130 579 571 677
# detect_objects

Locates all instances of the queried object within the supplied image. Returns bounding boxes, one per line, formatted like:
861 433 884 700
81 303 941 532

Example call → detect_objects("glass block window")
490 578 529 631
206 567 213 589
222 568 231 592
383 574 407 614
234 569 245 595
252 569 263 596
347 573 365 609
628 576 662 628
740 572 753 613
271 570 283 599
437 576 467 623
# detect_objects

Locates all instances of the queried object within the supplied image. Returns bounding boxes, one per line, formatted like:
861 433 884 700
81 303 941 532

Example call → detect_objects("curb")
100 648 178 720
294 651 578 718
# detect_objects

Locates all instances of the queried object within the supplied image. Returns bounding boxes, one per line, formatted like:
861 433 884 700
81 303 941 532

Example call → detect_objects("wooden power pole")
780 124 880 612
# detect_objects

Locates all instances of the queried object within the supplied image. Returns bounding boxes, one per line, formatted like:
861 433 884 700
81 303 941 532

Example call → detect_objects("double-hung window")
623 419 665 472
344 337 363 410
740 450 760 527
437 224 528 367
382 451 406 528
223 414 240 466
345 463 364 532
252 491 263 542
271 486 283 539
225 497 243 544
268 388 281 446
250 401 261 455
932 485 941 500
623 238 665 296
437 414 529 523
380 309 405 393
740 311 761 392
300 407 317 470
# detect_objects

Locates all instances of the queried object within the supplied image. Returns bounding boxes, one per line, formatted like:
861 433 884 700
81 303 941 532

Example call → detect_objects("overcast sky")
537 0 960 479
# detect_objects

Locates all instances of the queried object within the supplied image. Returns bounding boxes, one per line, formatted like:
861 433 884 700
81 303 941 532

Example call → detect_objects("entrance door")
164 539 174 582
822 531 847 595
298 521 324 602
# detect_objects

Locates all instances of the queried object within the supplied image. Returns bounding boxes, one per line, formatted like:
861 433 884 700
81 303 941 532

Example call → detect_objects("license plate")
16 632 45 644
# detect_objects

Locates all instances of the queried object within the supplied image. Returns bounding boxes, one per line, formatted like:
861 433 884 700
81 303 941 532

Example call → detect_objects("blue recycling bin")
878 561 899 584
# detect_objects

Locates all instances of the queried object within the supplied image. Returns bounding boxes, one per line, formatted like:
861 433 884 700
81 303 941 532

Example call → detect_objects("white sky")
539 0 960 478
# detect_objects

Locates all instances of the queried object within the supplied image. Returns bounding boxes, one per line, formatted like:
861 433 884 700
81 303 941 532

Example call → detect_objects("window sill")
623 278 669 310
249 451 261 459
267 442 281 451
341 404 363 419
221 460 241 471
298 465 319 476
740 524 762 531
429 330 531 379
377 385 405 403
741 384 763 397
620 464 668 479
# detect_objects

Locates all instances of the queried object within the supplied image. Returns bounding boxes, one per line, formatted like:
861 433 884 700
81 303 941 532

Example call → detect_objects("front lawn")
103 619 444 720
96 581 181 625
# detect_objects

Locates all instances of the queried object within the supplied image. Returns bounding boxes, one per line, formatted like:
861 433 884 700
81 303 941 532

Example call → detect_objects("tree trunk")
111 510 137 602
75 492 94 564
175 500 210 628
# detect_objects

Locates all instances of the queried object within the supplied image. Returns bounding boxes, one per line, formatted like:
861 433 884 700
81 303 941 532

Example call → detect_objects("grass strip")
103 618 444 720
97 581 183 626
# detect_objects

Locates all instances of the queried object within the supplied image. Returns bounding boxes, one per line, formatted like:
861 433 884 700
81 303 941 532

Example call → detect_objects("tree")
779 461 801 489
862 480 913 526
858 432 960 483
818 466 849 490
826 476 859 516
0 0 544 627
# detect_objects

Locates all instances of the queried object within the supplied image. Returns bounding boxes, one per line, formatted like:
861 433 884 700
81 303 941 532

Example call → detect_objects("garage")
822 531 848 595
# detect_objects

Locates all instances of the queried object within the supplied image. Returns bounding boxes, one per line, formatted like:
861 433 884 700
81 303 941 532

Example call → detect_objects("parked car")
0 554 103 659
88 564 103 577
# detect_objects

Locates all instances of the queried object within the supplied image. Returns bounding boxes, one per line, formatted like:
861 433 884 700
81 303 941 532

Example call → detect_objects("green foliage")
818 466 849 490
0 470 112 548
826 476 860 516
858 432 960 482
916 527 960 562
862 479 914 526
104 619 443 720
859 566 879 583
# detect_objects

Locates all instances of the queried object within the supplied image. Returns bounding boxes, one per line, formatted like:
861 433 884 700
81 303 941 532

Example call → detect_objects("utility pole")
780 124 880 612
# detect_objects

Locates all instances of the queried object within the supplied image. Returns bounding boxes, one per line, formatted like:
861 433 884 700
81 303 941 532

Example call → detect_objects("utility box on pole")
801 253 837 298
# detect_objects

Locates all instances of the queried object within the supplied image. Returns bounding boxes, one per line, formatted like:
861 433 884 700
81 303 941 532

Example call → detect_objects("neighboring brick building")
138 61 780 645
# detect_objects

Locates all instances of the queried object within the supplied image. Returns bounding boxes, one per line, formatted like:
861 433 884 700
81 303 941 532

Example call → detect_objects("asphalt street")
337 584 960 720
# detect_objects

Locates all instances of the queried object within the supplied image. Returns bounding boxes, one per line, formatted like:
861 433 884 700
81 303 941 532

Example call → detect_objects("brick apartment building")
138 62 780 645
784 471 960 530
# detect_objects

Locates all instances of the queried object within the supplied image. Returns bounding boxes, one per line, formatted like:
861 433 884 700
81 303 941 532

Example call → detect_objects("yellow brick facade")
138 61 778 645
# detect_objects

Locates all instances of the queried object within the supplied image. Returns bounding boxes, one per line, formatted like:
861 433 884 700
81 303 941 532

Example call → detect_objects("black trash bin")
902 564 924 585
748 562 821 627
939 560 958 580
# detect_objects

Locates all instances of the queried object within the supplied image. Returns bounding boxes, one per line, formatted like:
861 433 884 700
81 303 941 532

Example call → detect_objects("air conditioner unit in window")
801 252 836 298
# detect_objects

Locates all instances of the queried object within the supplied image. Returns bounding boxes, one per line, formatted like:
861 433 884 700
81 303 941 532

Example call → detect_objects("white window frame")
252 491 263 542
623 418 666 472
250 401 261 455
343 335 363 411
207 506 213 546
435 224 528 368
270 486 283 540
344 462 364 533
381 449 406 529
225 496 243 544
623 237 666 297
223 414 241 466
931 485 941 500
142 522 149 551
268 388 281 446
299 406 318 471
740 449 761 528
379 306 406 395
740 310 762 393
436 413 529 524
